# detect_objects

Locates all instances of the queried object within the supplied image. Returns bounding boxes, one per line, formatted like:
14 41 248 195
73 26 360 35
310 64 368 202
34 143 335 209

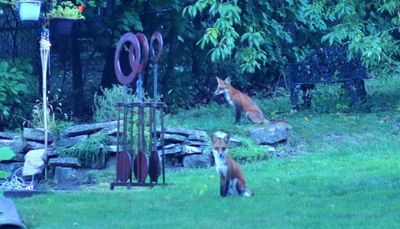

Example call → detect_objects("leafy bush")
362 72 400 112
59 132 109 167
311 84 349 113
93 85 155 157
0 59 36 129
229 136 270 162
256 94 292 120
0 147 15 178
93 85 136 123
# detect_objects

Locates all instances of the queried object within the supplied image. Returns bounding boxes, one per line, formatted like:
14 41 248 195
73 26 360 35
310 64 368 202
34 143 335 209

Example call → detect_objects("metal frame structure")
285 45 368 111
110 31 165 190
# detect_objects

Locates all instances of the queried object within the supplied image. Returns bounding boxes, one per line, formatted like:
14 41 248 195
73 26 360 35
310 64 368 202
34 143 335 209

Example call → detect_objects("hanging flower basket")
17 0 41 21
50 18 74 35
46 1 85 36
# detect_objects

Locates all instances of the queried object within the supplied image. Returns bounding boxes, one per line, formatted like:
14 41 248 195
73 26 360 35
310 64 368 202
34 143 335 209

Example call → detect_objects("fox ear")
216 77 221 82
225 77 231 84
212 133 218 142
223 133 230 143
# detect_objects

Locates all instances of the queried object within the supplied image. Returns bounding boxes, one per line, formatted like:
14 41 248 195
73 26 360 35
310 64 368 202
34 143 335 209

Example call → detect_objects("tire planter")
50 18 74 36
17 0 41 21
0 197 26 229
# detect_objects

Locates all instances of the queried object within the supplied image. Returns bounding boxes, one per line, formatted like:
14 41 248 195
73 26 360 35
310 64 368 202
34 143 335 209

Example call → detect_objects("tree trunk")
71 23 85 118
98 47 120 94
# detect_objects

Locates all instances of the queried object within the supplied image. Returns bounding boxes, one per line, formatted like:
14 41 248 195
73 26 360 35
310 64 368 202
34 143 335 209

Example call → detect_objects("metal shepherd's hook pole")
40 29 51 180
150 31 163 183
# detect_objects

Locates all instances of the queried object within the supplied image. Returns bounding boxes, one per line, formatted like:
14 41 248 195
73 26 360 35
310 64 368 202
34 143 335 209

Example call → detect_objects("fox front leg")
235 108 241 124
220 176 229 197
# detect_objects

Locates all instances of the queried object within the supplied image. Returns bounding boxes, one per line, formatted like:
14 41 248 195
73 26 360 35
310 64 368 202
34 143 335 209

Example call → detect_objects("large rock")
106 145 119 153
182 145 202 155
47 147 59 157
99 127 121 136
163 133 187 143
54 135 88 149
2 153 25 163
0 162 24 175
160 127 207 137
53 167 79 186
0 131 19 140
250 121 292 145
183 154 211 168
24 141 44 152
105 144 132 154
22 149 46 176
158 145 182 155
163 155 180 167
0 139 26 155
48 157 81 168
184 140 209 147
163 143 179 149
62 121 118 137
10 138 26 154
0 139 14 147
0 137 26 152
23 128 54 144
187 133 207 141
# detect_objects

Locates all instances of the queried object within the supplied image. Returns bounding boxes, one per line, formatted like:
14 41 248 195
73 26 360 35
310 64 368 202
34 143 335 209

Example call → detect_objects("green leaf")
0 61 8 71
0 146 15 161
0 170 9 178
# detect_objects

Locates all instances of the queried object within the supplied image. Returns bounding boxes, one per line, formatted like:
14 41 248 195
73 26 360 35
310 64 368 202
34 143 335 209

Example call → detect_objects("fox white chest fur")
213 149 243 196
223 90 234 107
212 149 228 177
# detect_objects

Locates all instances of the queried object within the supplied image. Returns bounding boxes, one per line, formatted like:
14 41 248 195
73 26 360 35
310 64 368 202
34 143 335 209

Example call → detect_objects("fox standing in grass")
214 77 269 124
212 132 253 197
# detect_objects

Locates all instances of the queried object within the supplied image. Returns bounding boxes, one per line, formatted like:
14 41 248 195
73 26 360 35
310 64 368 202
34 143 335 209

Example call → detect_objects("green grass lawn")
11 76 400 228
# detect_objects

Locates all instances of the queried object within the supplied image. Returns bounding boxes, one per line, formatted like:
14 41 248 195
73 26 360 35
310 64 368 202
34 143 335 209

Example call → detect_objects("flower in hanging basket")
77 4 83 12
47 1 85 20
0 0 17 6
0 0 12 4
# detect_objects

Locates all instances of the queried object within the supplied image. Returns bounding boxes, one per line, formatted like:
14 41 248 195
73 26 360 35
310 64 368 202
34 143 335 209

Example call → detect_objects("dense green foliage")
2 0 400 124
0 146 15 178
89 0 400 109
0 59 35 129
93 85 135 123
184 0 400 73
59 132 109 167
184 0 294 73
305 0 400 69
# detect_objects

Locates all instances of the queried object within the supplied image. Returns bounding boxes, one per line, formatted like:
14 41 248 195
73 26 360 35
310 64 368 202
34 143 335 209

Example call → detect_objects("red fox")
214 77 269 124
212 132 253 197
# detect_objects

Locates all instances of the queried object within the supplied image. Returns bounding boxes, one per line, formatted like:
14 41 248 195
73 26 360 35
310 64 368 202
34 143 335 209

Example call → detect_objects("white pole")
40 30 51 180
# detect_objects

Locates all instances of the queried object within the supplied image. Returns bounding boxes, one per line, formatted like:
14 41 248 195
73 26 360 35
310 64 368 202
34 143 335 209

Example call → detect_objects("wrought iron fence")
0 6 41 60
